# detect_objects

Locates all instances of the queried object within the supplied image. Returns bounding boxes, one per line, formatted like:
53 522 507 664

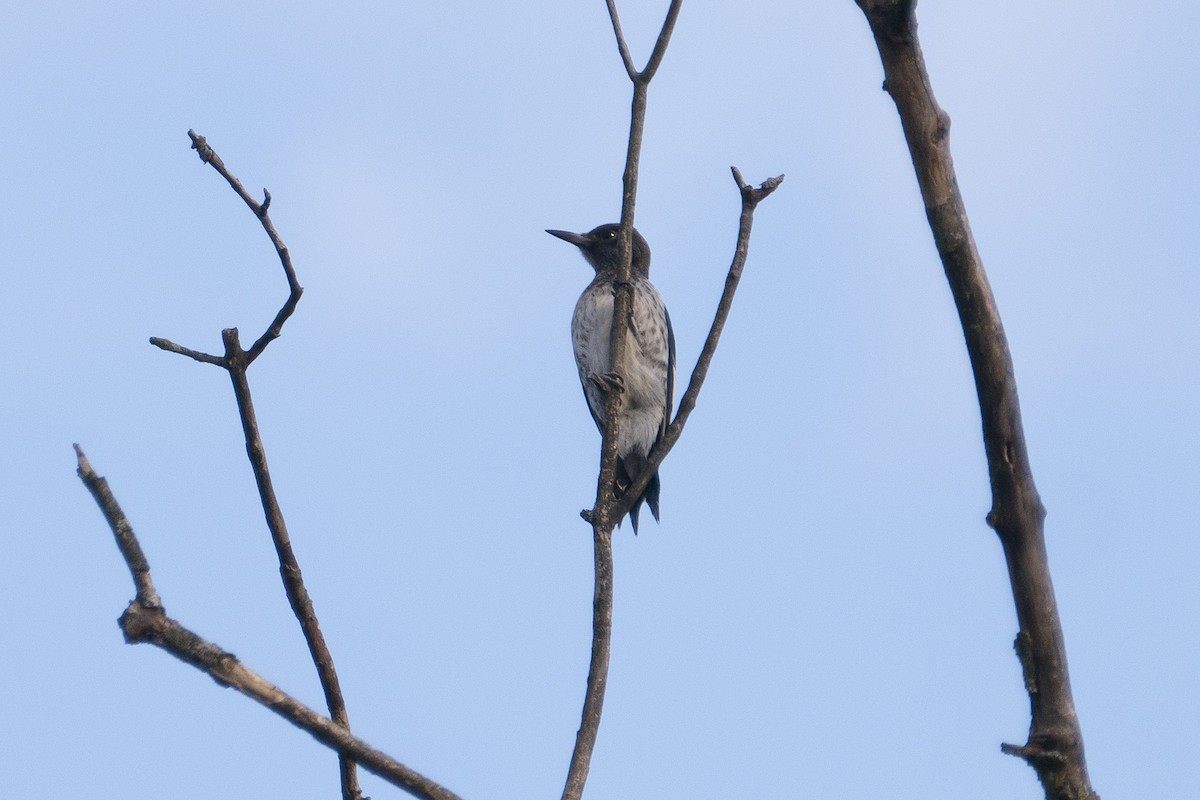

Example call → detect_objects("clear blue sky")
3 2 1197 798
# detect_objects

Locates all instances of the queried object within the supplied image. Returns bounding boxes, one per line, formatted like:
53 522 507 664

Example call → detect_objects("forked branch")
139 130 369 799
564 4 780 800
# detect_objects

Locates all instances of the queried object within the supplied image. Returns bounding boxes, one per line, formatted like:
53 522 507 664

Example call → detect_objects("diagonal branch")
638 0 683 83
852 2 1097 798
221 326 363 799
603 0 638 81
75 444 161 609
610 168 783 524
74 446 462 800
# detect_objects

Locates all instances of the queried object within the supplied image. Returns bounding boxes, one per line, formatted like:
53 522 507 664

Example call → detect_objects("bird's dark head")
546 223 651 278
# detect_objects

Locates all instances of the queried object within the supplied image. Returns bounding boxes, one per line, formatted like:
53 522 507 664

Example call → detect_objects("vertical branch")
852 2 1097 798
562 4 683 800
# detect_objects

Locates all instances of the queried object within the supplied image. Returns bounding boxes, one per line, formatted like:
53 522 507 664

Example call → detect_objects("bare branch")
603 0 638 81
148 336 226 367
155 132 358 799
640 0 684 83
611 168 784 523
182 129 304 367
74 447 460 800
219 326 361 798
604 0 683 83
75 444 161 609
852 2 1097 798
671 168 783 428
122 604 463 800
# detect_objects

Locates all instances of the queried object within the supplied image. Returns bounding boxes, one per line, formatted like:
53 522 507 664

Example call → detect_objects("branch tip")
188 129 213 163
149 336 225 367
1000 740 1069 768
732 169 785 206
73 442 91 473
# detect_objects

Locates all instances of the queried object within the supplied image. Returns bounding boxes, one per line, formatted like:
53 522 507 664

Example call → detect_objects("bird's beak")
546 229 588 247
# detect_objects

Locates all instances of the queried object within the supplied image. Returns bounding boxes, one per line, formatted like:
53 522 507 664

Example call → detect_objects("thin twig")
74 447 461 800
611 168 783 524
852 2 1097 798
603 0 637 80
75 444 161 608
639 0 684 83
148 336 226 367
184 130 304 366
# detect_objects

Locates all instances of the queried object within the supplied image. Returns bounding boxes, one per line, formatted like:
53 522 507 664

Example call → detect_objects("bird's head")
546 223 651 278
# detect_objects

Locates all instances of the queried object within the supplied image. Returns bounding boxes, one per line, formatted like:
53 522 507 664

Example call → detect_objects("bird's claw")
589 371 625 394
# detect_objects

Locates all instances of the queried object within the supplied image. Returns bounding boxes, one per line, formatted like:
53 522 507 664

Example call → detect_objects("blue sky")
3 2 1197 798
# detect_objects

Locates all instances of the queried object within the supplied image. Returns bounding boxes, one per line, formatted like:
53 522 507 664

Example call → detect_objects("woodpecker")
546 223 676 532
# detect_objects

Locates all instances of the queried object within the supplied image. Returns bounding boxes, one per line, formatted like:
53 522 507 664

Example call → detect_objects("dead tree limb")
79 130 459 799
146 130 363 800
851 3 1098 798
74 446 462 800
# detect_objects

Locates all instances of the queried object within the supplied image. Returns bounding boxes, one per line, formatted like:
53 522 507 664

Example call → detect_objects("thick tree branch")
150 131 360 800
74 446 461 800
852 2 1097 798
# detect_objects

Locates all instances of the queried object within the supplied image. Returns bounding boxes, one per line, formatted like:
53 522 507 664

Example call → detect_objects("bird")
546 223 676 533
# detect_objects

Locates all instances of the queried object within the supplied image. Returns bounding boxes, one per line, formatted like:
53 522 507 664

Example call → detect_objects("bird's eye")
606 230 617 239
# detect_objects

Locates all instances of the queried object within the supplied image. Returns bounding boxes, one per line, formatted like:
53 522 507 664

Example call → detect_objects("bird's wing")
581 379 605 432
661 305 676 442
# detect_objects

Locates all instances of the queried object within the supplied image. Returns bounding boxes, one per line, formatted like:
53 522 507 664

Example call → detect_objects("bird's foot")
588 371 625 394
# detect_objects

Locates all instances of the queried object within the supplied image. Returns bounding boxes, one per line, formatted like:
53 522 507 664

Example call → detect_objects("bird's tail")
618 454 661 535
